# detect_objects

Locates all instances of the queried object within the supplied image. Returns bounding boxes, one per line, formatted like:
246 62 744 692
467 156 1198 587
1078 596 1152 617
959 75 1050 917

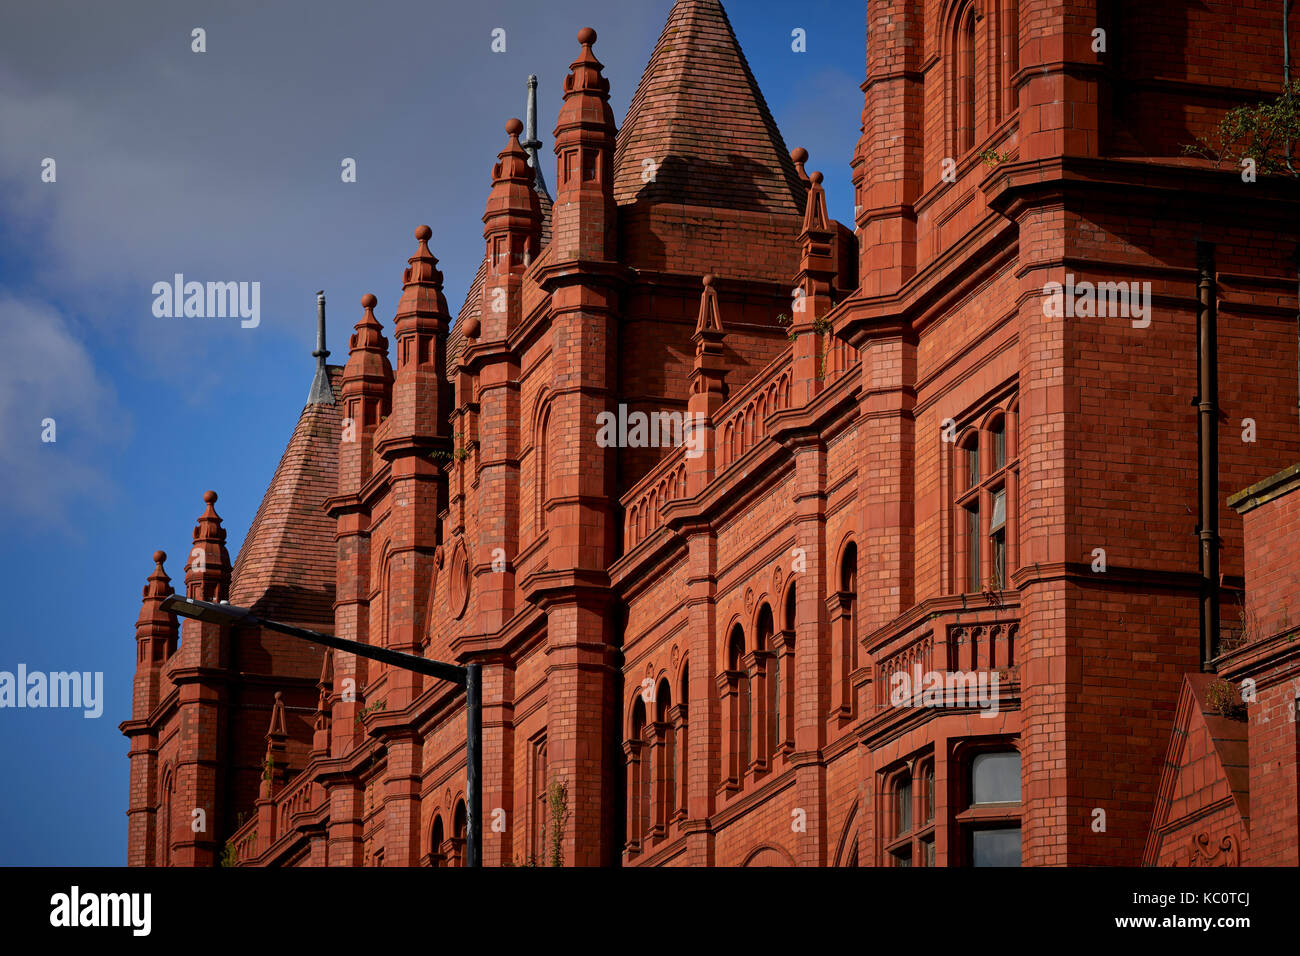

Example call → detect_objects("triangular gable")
1143 673 1249 865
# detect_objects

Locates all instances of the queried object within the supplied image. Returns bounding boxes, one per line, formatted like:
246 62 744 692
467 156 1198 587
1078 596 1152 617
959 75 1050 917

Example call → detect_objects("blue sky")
0 0 865 865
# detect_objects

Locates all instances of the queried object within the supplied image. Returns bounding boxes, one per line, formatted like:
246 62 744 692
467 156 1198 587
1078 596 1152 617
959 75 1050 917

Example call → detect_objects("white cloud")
0 295 129 532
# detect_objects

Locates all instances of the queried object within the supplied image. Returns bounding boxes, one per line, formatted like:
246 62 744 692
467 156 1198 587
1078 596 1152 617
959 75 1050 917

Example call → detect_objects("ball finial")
505 118 523 137
361 293 378 309
703 274 715 287
811 170 824 185
415 224 432 242
153 550 166 565
203 490 218 504
791 147 808 164
578 27 597 46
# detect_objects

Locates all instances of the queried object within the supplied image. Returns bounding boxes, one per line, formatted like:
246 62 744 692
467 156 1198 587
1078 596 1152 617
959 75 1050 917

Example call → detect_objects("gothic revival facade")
122 0 1300 866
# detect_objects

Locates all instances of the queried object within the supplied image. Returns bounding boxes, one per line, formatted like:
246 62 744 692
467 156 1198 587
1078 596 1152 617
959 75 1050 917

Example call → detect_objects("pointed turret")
124 549 178 865
688 276 729 492
133 550 178 709
335 294 392 495
531 26 627 868
612 0 805 213
481 119 543 340
260 691 288 800
379 232 452 709
312 650 333 757
790 171 838 404
381 226 453 458
447 75 554 382
550 28 617 262
185 490 231 605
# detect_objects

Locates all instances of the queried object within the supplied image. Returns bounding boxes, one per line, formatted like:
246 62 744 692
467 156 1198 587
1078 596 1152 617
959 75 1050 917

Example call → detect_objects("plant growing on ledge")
775 313 797 342
262 755 274 783
355 698 387 726
430 432 472 463
1204 679 1247 720
979 147 1010 167
1182 79 1300 177
219 841 238 867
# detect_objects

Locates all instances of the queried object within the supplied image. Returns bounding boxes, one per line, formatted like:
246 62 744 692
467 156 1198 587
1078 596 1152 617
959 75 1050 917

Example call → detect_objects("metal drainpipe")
1294 245 1300 435
1197 241 1221 671
1287 0 1296 174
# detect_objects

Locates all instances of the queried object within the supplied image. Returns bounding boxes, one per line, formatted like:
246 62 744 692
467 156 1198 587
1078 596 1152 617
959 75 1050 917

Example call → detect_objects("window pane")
991 530 1006 589
993 426 1006 469
967 507 980 592
971 827 1021 867
924 764 935 824
990 489 1006 532
967 443 979 486
922 837 935 867
972 751 1021 804
896 777 913 836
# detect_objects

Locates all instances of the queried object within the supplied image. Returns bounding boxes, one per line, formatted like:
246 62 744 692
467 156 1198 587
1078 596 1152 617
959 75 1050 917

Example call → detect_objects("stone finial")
266 691 287 739
803 170 830 233
192 490 226 548
695 274 724 336
562 28 610 101
142 551 173 602
349 294 388 353
791 148 810 183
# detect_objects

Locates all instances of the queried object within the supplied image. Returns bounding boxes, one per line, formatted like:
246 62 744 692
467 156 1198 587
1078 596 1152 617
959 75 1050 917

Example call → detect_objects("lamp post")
159 593 482 867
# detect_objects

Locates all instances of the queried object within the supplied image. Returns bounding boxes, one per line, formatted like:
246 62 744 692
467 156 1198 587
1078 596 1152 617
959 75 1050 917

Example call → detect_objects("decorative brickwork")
126 0 1300 867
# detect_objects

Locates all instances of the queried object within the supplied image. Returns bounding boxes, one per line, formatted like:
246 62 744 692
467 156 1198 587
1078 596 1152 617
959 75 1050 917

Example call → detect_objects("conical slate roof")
612 0 806 213
229 367 343 628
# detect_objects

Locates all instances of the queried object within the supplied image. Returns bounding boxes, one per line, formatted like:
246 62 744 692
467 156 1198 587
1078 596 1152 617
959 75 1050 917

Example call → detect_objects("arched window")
429 815 446 867
535 401 551 532
626 698 648 852
531 737 548 864
959 431 981 593
882 753 936 866
956 2 977 154
755 604 776 768
778 584 797 754
451 801 467 867
831 543 858 719
953 398 1018 594
157 770 174 867
722 625 750 791
655 680 674 832
676 665 689 819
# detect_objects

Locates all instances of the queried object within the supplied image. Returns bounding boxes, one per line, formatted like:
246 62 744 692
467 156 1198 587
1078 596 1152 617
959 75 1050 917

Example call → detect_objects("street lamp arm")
159 594 468 685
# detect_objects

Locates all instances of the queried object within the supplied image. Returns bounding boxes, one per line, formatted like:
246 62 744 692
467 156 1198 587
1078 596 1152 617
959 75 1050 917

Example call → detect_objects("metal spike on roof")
522 74 551 202
307 291 336 405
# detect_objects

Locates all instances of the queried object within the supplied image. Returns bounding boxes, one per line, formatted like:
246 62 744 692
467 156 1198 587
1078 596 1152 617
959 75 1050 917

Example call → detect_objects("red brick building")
122 0 1300 866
